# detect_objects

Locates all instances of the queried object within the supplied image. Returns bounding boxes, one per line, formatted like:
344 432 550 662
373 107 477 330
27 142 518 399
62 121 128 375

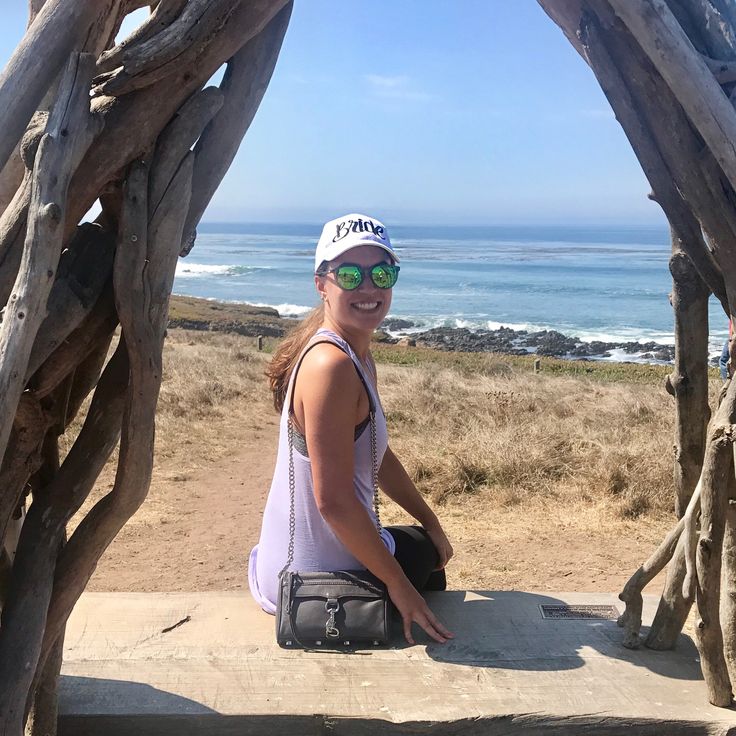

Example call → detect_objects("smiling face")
315 245 394 336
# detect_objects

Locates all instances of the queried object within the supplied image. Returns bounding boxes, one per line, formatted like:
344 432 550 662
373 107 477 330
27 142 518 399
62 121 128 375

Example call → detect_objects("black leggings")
385 525 447 592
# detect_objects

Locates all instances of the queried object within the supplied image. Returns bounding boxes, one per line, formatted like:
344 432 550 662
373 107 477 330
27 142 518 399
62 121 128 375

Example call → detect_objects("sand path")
83 419 672 598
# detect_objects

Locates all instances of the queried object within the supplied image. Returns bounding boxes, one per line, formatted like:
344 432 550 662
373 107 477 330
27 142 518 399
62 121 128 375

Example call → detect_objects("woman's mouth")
352 301 380 312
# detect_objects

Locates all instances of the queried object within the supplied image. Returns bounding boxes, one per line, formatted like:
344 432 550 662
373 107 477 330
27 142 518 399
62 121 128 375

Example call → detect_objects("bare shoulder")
298 342 361 396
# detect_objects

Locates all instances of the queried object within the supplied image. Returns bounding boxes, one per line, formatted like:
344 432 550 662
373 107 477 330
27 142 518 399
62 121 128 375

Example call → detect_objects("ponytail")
266 304 325 412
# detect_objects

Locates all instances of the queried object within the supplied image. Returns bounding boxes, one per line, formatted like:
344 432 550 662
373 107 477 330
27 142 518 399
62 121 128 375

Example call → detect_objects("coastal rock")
413 327 526 354
382 317 416 330
526 330 577 356
167 317 285 338
408 324 674 364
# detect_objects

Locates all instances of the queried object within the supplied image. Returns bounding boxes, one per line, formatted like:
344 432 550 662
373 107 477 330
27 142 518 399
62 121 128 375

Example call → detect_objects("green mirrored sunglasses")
318 262 400 290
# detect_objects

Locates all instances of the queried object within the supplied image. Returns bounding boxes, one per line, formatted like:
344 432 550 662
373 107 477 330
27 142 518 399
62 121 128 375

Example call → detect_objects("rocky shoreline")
168 295 676 363
382 319 675 362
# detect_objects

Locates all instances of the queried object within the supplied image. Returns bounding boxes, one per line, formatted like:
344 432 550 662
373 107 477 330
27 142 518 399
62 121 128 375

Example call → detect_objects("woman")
249 213 454 645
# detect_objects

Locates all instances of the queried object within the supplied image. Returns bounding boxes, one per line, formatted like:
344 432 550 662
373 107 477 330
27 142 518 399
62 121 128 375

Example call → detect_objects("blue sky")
0 1 666 226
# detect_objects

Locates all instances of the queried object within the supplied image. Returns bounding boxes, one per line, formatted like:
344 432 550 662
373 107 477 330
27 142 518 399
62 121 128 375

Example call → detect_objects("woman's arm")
295 345 453 644
378 446 454 569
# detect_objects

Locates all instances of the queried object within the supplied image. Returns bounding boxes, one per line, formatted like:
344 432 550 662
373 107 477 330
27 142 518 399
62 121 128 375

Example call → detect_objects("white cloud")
364 74 433 102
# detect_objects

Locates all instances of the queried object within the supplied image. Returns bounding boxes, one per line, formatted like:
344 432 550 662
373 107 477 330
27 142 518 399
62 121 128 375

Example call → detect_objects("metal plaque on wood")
539 604 620 620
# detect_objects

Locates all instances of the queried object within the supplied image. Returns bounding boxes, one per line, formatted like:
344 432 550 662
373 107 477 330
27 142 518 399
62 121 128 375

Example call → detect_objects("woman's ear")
315 274 327 302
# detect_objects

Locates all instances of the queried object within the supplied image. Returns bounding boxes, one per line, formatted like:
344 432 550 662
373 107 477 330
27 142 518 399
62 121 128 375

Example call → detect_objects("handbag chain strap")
280 405 381 577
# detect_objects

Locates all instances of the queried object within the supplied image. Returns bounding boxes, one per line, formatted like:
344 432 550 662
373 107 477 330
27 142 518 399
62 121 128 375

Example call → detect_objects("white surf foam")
175 263 271 278
250 302 313 318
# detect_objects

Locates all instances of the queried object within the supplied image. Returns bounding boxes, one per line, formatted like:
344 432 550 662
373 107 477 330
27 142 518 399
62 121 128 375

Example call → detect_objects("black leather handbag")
275 410 392 649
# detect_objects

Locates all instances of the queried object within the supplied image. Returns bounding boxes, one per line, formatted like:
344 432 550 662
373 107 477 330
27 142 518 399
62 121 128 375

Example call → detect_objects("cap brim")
315 242 399 272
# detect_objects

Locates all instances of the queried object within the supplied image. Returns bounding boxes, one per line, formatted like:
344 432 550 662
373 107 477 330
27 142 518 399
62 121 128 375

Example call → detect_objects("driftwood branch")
0 0 119 173
25 223 115 380
0 396 46 560
606 0 736 268
92 0 241 97
722 473 736 686
0 53 101 474
41 139 194 681
693 394 736 705
578 2 729 313
668 240 710 518
703 55 736 83
182 1 293 252
97 0 189 73
617 480 701 648
0 340 128 732
0 3 290 724
28 287 117 400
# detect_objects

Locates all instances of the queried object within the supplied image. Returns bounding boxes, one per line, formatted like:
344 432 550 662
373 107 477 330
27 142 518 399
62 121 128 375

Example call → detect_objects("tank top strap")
313 328 380 412
284 329 377 416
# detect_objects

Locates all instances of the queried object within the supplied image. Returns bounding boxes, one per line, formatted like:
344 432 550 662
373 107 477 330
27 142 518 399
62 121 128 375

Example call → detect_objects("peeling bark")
668 238 710 518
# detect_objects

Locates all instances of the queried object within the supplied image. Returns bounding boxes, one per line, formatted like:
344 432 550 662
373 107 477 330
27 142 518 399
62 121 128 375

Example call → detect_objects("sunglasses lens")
371 264 399 289
335 265 363 290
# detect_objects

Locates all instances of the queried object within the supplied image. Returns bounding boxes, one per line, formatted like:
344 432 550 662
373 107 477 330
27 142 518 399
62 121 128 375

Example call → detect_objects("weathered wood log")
681 479 701 601
0 0 51 220
182 1 293 252
666 0 736 59
0 151 26 224
721 471 736 686
0 53 101 481
703 55 736 84
694 394 735 706
148 87 224 215
618 480 700 647
667 240 710 518
93 0 240 97
645 533 695 649
0 178 32 310
0 0 289 277
97 0 188 73
605 1 736 219
25 629 64 736
40 151 193 680
0 340 128 732
27 287 117 400
0 3 292 725
25 223 115 380
0 111 51 307
0 396 46 605
541 1 728 313
0 0 120 174
64 330 116 426
538 0 731 658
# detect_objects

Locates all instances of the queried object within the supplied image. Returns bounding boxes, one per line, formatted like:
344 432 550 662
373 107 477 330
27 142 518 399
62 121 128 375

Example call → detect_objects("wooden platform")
59 591 736 735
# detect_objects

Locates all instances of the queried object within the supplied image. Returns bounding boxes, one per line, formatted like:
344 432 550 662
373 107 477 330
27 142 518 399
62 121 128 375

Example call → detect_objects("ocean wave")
250 302 313 318
175 263 271 278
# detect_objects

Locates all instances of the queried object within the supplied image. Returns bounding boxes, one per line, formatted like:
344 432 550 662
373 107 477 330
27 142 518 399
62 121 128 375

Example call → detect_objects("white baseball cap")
314 213 399 272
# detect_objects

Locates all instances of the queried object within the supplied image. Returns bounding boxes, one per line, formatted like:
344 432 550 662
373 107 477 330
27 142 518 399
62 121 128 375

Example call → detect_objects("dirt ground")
82 416 674 597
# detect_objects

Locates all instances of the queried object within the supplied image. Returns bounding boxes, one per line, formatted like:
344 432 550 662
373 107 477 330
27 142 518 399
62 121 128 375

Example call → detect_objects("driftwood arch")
3 0 736 732
538 0 736 708
0 2 292 733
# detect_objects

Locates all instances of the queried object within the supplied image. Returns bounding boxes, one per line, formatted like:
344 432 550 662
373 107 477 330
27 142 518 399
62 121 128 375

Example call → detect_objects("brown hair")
266 304 325 412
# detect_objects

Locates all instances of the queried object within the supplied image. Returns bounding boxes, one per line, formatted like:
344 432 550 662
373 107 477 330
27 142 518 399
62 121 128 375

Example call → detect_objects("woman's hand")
388 577 454 645
425 523 454 570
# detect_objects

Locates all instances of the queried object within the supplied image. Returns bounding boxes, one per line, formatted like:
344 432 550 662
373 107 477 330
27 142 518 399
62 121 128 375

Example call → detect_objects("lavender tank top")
248 328 396 614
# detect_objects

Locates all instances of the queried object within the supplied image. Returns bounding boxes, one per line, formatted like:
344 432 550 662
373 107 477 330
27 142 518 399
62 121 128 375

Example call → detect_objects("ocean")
173 222 729 363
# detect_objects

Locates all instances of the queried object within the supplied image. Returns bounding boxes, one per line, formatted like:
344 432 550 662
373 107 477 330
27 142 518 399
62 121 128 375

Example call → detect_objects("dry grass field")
62 318 709 596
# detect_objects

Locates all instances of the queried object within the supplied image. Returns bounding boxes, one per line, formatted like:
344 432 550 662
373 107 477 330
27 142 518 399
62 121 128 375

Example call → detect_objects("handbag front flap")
290 570 386 600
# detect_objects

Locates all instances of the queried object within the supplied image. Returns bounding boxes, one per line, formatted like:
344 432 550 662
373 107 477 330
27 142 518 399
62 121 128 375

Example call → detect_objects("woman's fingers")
402 608 455 645
403 617 415 645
